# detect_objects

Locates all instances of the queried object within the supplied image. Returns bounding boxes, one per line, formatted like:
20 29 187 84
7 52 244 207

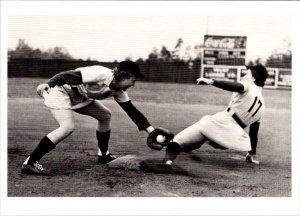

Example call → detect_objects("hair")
254 68 268 87
113 68 133 81
116 60 144 79
247 64 268 87
254 78 265 87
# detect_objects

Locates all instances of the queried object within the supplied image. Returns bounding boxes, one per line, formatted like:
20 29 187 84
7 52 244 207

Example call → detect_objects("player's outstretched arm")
117 100 174 150
196 77 214 85
196 77 244 93
117 100 152 132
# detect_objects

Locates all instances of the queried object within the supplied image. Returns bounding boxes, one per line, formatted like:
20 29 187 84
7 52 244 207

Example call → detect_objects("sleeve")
46 70 83 88
248 121 260 155
212 80 245 93
117 100 151 131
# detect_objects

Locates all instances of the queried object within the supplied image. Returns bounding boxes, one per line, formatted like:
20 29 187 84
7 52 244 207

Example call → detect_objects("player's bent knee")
104 110 112 121
196 115 209 123
60 124 75 136
98 109 112 123
197 115 210 130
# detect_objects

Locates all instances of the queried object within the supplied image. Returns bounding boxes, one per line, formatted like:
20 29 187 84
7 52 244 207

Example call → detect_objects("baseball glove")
147 127 174 150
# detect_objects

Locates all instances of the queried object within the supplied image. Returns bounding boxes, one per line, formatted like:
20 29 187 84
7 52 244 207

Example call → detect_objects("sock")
248 150 256 155
27 136 56 165
96 130 111 156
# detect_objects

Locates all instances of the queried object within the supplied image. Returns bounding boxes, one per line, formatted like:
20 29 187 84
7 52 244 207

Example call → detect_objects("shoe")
21 161 50 175
162 143 180 166
97 153 117 164
245 153 260 165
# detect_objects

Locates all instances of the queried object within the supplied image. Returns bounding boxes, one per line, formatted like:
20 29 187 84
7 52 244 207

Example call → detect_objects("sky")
8 16 291 62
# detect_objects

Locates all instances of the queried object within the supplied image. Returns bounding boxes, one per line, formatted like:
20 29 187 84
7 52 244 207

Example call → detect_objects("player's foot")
97 153 117 164
21 161 50 175
245 153 260 165
162 142 180 166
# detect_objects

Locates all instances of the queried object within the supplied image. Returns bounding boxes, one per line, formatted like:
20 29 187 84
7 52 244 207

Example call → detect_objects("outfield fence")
8 59 291 89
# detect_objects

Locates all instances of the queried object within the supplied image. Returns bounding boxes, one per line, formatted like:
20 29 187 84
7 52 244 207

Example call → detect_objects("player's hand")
37 84 51 97
147 127 174 150
245 153 260 164
196 77 214 85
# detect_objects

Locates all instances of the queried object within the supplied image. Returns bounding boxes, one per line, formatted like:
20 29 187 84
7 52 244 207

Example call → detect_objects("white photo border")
1 1 299 215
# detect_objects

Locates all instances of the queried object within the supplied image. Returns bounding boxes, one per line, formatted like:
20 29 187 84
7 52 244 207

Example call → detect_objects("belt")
227 108 246 129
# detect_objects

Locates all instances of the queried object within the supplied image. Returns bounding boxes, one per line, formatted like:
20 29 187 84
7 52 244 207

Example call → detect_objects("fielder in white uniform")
164 64 268 165
21 61 156 175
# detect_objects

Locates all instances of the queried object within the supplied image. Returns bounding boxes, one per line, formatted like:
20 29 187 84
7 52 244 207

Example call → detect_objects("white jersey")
43 65 130 110
227 81 265 126
173 80 265 151
65 65 130 103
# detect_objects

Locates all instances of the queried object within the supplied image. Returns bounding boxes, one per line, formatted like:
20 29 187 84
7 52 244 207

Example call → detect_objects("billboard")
278 69 292 88
204 35 247 49
203 67 239 82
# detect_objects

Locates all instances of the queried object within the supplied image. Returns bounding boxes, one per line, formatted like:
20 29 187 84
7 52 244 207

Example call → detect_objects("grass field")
7 78 291 197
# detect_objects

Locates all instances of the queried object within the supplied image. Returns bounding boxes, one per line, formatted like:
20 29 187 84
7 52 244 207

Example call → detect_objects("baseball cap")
117 61 145 79
245 64 268 86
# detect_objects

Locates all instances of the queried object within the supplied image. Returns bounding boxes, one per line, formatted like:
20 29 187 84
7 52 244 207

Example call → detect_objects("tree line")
8 38 291 69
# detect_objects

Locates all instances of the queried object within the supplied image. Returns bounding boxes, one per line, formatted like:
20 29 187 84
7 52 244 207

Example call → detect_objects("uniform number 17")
248 96 262 117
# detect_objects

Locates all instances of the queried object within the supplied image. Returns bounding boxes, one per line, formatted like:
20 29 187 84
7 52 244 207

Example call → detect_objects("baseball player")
162 64 268 166
21 61 169 175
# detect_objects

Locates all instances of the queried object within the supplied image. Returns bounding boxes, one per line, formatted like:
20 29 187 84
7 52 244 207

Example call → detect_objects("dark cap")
117 61 145 79
245 64 268 86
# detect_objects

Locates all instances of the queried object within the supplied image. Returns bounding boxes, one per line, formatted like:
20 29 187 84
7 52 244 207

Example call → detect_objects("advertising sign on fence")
203 66 239 82
278 69 292 88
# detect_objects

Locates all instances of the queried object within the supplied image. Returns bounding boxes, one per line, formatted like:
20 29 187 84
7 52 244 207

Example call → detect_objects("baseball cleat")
245 153 260 165
21 161 50 175
97 153 117 164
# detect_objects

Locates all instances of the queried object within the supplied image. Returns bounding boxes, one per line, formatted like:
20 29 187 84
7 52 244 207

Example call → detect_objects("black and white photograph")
1 1 300 215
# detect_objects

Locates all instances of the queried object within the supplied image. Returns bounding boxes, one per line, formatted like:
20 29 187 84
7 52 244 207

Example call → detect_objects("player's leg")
22 109 75 175
47 109 76 143
74 100 116 163
164 120 206 164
